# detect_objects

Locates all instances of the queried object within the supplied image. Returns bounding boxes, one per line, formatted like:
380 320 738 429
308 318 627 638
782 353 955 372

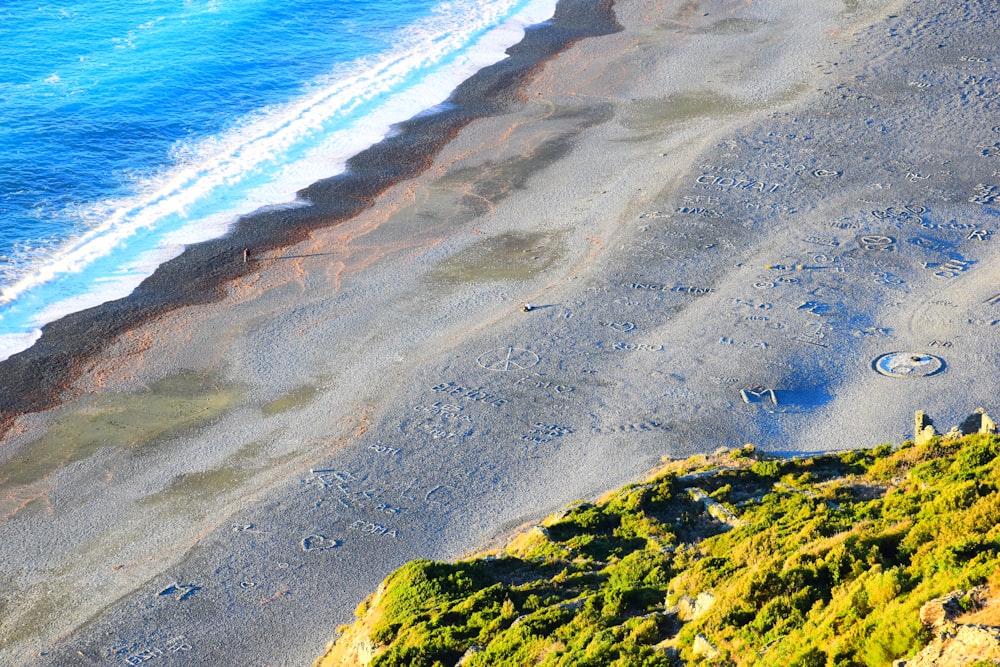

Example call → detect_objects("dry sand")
2 0 999 664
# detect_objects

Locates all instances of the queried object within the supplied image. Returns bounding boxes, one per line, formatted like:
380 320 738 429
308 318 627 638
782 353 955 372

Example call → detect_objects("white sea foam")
0 332 43 361
0 0 558 362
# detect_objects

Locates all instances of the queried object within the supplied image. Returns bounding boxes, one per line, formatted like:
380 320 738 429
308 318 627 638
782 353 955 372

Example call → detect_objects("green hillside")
315 429 1000 667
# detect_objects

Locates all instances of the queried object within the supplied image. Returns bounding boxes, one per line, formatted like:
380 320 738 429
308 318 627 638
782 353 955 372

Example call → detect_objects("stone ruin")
914 408 997 446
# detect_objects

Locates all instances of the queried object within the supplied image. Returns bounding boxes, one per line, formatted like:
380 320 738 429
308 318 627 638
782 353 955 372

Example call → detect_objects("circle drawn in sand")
477 347 539 372
873 352 945 378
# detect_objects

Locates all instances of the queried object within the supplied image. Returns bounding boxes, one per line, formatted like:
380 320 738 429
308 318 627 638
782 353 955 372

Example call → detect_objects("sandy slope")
3 0 999 664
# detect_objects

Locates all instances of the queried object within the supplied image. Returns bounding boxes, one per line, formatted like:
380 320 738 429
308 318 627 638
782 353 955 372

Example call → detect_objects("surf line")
0 0 622 439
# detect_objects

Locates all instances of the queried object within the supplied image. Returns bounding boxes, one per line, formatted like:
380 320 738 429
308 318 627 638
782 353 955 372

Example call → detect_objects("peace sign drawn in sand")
476 347 540 372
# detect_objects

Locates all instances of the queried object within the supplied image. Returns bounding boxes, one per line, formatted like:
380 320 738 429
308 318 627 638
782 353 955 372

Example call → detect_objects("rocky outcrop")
895 625 1000 666
895 588 1000 667
918 590 966 627
692 634 721 660
687 488 742 528
674 592 716 622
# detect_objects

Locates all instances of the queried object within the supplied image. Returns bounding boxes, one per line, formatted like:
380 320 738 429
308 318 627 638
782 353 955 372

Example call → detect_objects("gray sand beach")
2 0 999 664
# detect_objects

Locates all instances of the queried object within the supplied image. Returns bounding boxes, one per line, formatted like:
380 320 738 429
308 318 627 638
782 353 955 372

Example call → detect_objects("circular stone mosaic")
873 352 945 378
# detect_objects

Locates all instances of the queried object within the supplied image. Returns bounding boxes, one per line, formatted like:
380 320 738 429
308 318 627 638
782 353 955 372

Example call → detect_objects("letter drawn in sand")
476 347 540 372
158 583 200 601
425 484 457 509
741 386 778 406
970 184 1000 205
871 205 926 220
798 301 833 316
872 271 904 286
859 235 896 251
599 321 636 332
301 534 339 552
794 326 830 348
375 503 407 515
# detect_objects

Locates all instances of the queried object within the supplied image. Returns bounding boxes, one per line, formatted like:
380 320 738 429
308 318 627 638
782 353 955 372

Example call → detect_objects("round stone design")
873 352 945 378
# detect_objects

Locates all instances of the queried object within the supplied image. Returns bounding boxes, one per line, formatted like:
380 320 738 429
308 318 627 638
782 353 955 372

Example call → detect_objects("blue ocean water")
0 0 556 360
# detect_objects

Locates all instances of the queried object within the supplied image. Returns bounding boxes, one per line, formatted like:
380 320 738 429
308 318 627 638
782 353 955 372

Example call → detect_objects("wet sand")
2 0 999 664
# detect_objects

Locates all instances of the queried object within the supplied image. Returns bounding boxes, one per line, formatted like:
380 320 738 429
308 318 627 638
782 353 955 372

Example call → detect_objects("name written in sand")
414 402 474 422
694 173 786 193
969 184 999 204
120 636 192 665
870 204 927 221
611 342 666 352
933 258 974 279
592 420 670 434
349 520 397 539
303 469 354 491
431 382 508 407
521 422 574 444
623 282 716 295
514 374 575 393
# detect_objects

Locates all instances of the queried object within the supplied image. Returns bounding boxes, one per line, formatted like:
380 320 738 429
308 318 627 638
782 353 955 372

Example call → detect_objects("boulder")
919 591 964 628
692 634 720 660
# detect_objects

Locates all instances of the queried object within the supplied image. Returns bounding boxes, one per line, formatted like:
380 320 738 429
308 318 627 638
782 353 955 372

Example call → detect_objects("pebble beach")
1 0 998 664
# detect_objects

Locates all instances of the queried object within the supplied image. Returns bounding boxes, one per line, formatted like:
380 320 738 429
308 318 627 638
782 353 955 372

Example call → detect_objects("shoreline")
0 0 620 439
